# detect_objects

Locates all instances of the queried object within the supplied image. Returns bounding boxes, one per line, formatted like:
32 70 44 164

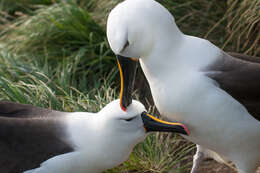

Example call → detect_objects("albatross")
0 99 189 173
106 0 260 172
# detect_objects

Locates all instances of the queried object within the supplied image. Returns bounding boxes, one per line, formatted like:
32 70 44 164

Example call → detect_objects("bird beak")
116 55 189 135
141 112 190 135
117 55 138 111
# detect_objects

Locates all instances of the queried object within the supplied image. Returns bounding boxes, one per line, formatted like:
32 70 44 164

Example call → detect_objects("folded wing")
204 52 260 121
0 101 73 173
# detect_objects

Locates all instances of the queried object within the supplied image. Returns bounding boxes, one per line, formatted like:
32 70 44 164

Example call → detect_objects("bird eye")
123 116 136 122
121 40 129 52
125 117 135 121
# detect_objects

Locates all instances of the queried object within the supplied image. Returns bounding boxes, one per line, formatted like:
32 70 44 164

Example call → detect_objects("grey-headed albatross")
0 99 189 173
106 0 260 172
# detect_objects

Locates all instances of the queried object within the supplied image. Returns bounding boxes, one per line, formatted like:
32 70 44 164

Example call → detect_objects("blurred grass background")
0 0 259 172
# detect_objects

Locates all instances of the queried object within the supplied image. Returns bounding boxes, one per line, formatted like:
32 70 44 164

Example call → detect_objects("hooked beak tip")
120 102 127 112
180 124 190 136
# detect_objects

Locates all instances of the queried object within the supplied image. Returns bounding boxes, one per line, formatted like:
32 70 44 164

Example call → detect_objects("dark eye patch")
125 116 135 121
121 115 138 122
121 40 129 52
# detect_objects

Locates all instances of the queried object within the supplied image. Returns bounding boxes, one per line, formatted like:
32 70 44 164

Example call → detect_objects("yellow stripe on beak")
145 113 183 126
144 113 190 135
117 59 126 111
117 55 138 111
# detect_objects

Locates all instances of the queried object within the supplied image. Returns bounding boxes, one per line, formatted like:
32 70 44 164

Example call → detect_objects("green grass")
224 0 259 56
0 49 194 173
0 49 117 111
1 2 108 57
205 0 260 56
0 1 117 86
106 133 194 173
0 0 259 172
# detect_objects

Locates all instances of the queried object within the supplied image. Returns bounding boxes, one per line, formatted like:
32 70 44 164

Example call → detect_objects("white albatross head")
97 99 147 151
107 0 181 58
90 99 188 162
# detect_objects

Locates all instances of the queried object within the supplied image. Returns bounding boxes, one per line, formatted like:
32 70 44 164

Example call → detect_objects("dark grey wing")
0 101 63 118
0 102 74 173
228 52 260 63
204 52 260 121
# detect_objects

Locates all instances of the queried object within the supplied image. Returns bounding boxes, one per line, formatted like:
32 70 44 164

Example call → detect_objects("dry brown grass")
207 0 260 56
0 0 259 172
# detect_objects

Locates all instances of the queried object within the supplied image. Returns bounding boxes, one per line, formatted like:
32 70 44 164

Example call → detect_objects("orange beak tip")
120 103 127 112
181 124 190 136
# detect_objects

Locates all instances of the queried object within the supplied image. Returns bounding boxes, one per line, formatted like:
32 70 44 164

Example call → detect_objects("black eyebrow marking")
121 40 129 53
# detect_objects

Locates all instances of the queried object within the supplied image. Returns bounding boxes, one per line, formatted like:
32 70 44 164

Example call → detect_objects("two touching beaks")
117 55 190 136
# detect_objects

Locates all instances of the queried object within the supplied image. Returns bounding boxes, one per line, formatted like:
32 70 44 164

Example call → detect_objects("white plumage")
0 100 146 173
107 0 260 172
24 99 146 173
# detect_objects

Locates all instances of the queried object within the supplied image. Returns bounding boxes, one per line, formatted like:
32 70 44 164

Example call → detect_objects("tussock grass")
83 0 123 28
0 50 117 111
0 0 54 25
1 2 108 57
224 0 260 56
0 0 259 172
161 0 227 45
106 133 194 173
0 1 116 86
206 0 260 56
0 49 193 172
